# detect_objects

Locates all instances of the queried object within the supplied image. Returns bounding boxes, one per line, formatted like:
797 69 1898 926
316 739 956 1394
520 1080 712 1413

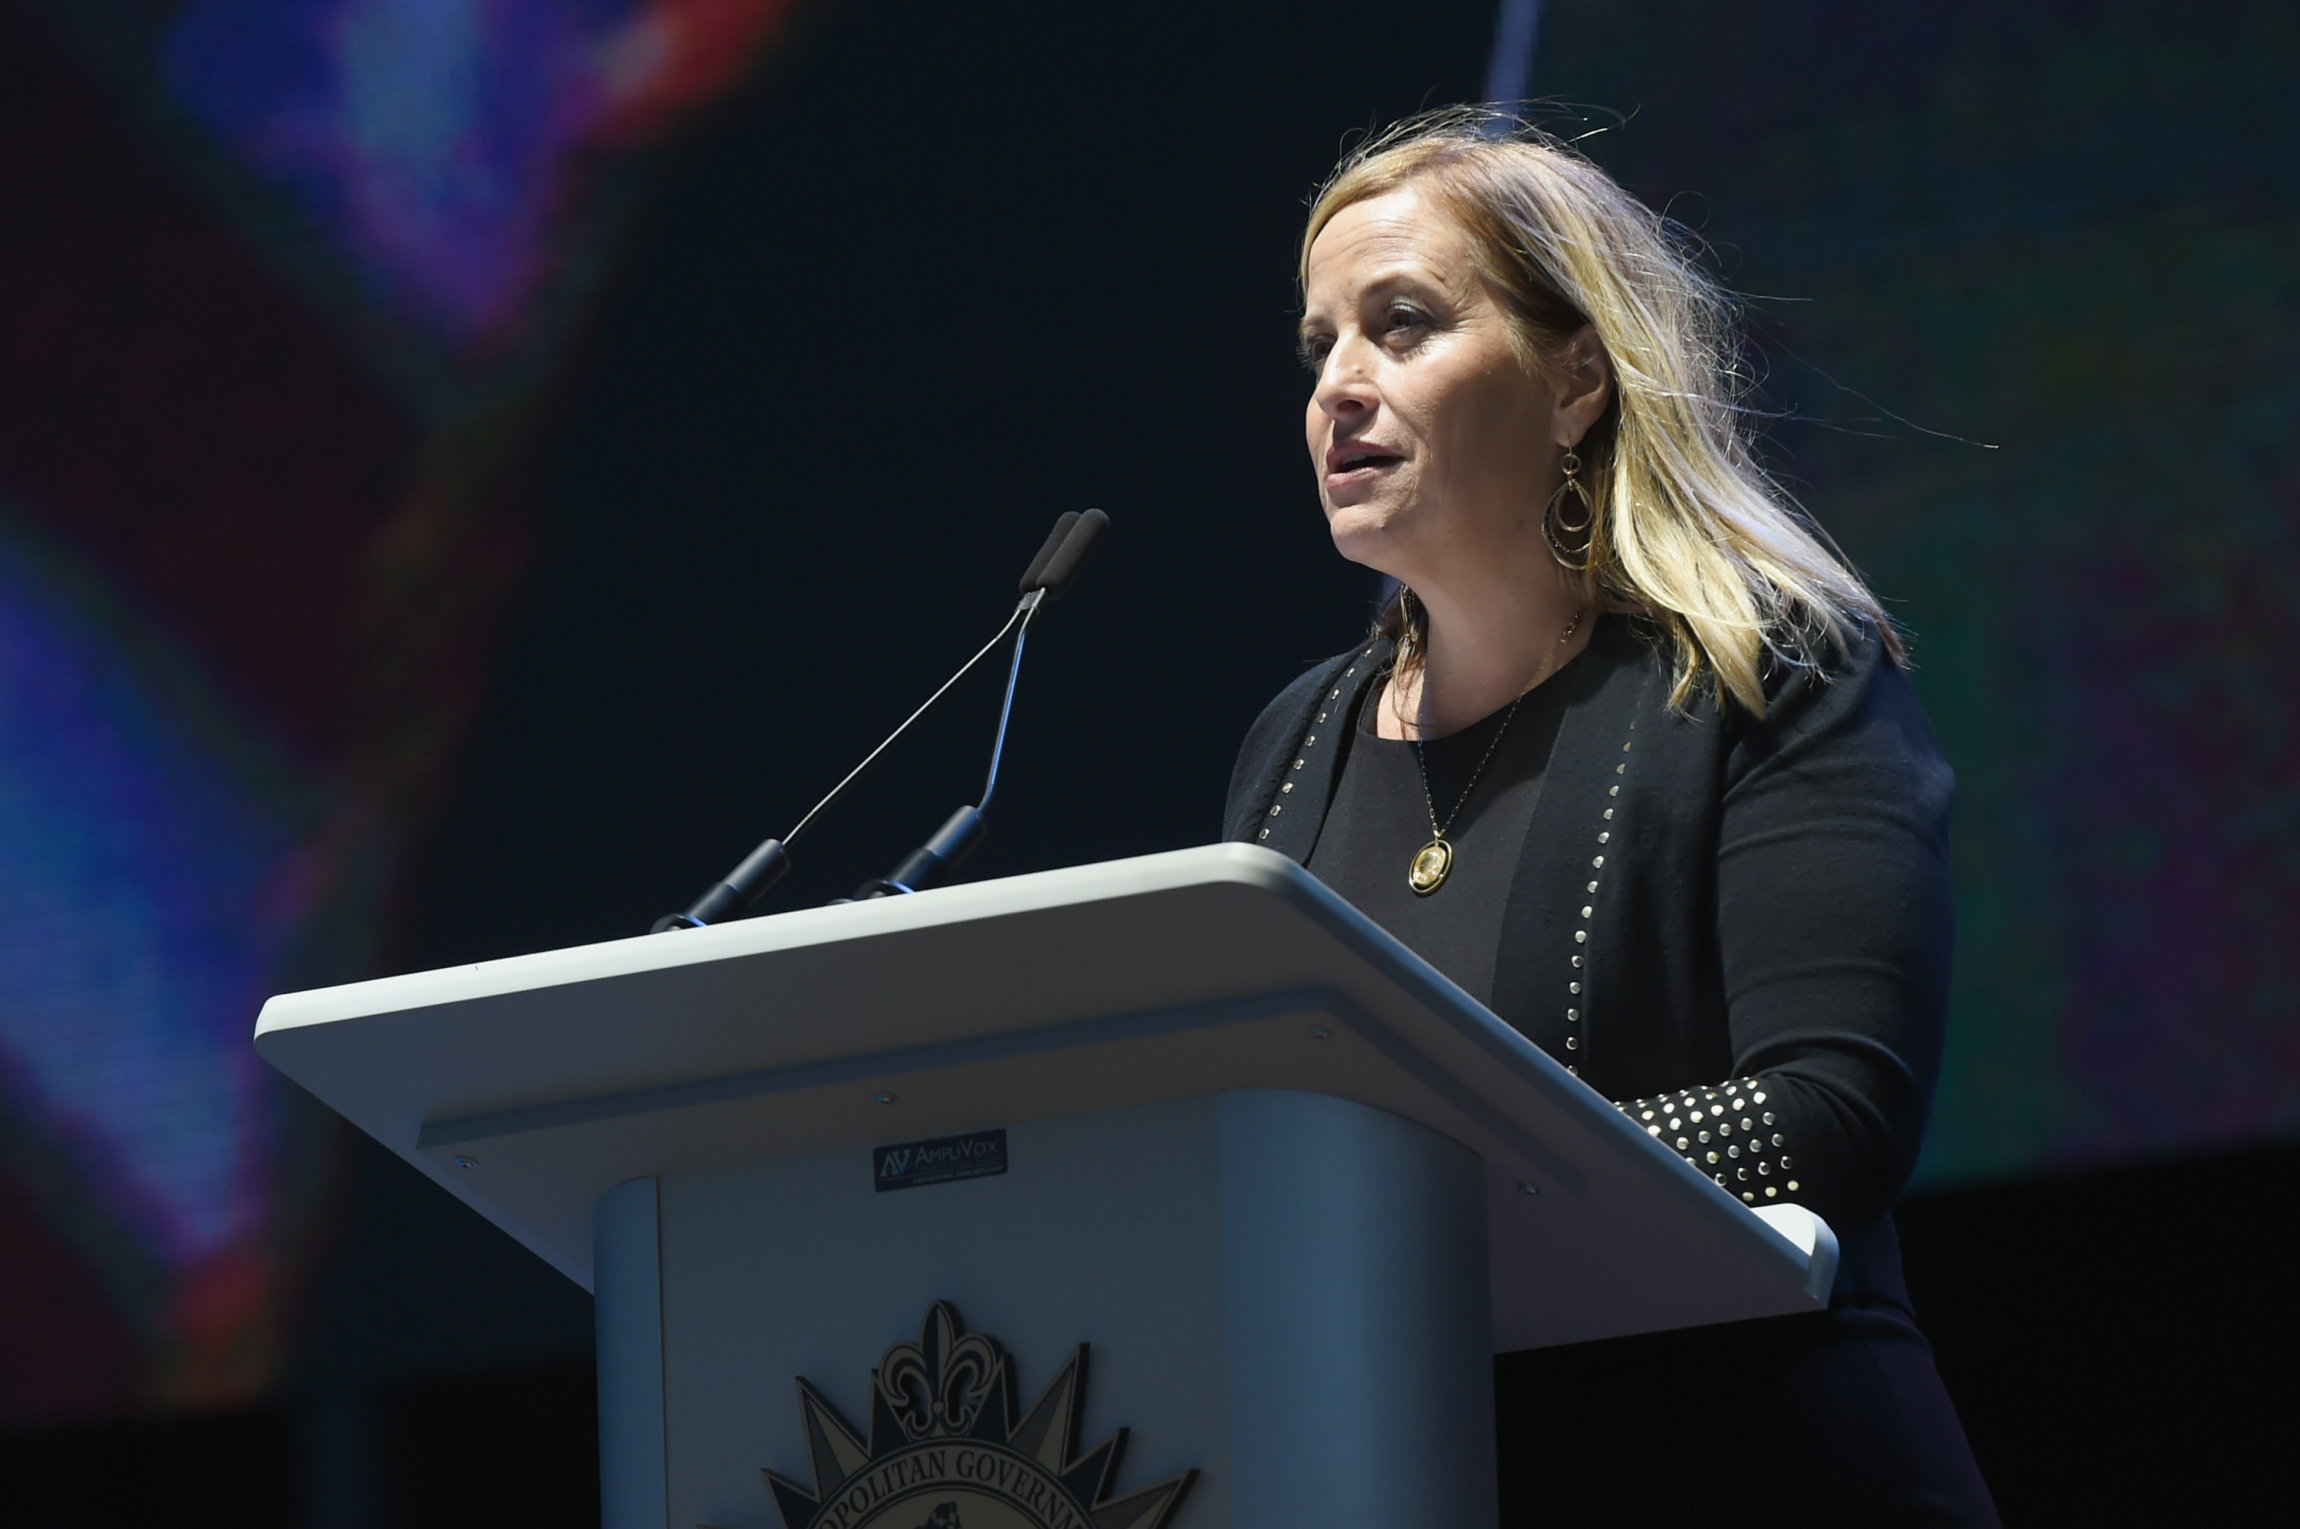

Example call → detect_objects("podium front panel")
594 1092 1493 1529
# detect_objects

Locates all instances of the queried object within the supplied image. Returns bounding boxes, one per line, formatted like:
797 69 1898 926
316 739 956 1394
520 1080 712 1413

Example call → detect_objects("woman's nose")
1313 343 1377 420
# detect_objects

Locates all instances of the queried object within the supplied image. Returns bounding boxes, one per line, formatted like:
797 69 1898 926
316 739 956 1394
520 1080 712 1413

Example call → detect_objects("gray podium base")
595 1089 1495 1529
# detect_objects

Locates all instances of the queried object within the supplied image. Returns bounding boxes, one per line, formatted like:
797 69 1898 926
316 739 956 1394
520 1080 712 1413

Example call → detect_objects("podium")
256 844 1836 1529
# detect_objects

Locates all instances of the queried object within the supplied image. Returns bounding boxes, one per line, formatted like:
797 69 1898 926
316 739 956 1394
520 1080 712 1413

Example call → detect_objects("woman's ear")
1554 325 1614 446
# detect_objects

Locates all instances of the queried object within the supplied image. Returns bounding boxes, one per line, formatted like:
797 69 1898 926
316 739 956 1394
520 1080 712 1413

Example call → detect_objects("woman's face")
1300 185 1564 587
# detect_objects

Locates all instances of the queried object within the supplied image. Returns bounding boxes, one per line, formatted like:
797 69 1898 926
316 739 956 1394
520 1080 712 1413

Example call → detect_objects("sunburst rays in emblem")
751 1302 1195 1529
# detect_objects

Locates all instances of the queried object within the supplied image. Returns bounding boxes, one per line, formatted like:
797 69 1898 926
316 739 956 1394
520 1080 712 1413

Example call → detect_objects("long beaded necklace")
1405 607 1585 896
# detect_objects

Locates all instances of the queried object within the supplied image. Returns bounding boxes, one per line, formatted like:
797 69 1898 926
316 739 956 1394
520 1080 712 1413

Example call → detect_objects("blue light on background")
0 509 348 1408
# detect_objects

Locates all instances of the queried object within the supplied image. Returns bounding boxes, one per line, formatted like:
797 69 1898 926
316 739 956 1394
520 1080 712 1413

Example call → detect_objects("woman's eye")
1298 337 1333 371
1384 306 1428 337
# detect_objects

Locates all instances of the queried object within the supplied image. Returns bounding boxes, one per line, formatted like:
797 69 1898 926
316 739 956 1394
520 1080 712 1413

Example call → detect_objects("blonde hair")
1302 108 1899 712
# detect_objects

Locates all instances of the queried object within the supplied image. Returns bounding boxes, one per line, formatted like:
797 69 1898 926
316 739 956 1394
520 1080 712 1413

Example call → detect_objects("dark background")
3 0 2296 1523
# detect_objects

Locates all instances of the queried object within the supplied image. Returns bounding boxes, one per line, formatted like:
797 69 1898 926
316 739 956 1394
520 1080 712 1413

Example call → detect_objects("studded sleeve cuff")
1620 1079 1801 1207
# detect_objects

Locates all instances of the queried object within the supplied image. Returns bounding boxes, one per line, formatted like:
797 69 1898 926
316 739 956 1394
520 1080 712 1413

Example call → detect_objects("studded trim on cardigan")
1253 644 1383 860
1556 706 1639 1077
1623 1079 1800 1206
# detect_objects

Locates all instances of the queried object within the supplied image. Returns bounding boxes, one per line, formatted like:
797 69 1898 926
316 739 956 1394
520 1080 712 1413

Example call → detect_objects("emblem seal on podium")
752 1302 1196 1529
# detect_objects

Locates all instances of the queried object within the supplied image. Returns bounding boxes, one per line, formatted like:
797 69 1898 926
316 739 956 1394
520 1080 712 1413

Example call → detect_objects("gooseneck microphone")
650 509 1108 932
854 507 1108 900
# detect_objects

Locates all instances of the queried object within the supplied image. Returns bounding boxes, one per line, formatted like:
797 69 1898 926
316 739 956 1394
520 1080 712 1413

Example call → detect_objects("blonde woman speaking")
1227 112 1998 1527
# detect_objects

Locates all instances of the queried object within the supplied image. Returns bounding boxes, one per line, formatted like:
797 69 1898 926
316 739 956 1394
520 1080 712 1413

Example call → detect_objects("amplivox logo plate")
873 1128 1008 1192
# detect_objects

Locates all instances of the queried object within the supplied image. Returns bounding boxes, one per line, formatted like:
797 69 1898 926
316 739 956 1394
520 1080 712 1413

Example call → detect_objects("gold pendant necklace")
1405 608 1584 896
1407 837 1456 895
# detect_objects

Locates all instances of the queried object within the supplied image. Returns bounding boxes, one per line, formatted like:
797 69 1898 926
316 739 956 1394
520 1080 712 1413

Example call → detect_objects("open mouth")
1330 447 1401 474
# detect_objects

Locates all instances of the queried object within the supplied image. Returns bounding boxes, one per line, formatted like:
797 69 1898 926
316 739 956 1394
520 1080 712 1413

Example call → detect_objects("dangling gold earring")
1544 444 1596 573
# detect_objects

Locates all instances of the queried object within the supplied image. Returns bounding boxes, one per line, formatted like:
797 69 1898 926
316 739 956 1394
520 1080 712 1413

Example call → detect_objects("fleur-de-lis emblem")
753 1302 1196 1529
875 1301 1004 1442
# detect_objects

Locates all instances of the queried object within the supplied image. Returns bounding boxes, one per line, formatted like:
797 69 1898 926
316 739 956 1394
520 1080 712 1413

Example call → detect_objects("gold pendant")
1408 837 1453 896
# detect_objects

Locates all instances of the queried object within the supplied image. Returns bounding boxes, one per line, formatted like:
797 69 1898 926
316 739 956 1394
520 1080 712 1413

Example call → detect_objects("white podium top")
256 843 1832 1350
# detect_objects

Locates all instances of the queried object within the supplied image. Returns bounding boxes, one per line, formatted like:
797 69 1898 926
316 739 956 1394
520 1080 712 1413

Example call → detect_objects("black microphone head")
1019 511 1081 595
1034 507 1108 601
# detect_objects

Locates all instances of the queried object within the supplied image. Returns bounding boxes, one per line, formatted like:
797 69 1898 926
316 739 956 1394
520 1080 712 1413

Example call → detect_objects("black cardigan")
1223 614 1955 1245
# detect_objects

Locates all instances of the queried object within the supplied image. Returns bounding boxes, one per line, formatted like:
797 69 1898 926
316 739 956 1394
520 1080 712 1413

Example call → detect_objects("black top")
1228 617 1999 1523
1305 664 1573 1008
1226 615 1954 1270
